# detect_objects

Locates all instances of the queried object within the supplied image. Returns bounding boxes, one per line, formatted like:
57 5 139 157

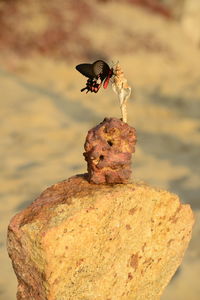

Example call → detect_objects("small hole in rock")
100 155 104 160
107 140 113 146
104 127 108 133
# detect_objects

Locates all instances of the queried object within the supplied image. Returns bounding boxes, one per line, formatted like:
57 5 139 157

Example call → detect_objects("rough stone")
83 118 137 184
7 175 194 300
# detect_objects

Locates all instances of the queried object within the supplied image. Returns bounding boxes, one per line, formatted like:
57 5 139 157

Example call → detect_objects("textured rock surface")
7 175 194 300
84 118 137 184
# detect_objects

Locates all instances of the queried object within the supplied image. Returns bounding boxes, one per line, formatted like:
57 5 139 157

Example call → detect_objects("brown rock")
7 175 194 300
83 118 137 184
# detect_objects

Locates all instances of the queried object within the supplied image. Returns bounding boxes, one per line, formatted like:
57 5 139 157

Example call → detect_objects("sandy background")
0 0 200 299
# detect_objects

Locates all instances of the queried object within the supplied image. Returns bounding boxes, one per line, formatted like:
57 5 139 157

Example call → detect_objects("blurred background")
0 0 200 299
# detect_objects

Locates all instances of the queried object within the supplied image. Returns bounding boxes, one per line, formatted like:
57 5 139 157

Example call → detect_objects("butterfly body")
76 60 113 93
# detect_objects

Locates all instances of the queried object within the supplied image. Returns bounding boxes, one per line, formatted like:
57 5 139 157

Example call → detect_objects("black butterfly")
76 60 113 93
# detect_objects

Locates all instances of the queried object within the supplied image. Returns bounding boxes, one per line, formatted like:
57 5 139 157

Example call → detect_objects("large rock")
7 174 194 300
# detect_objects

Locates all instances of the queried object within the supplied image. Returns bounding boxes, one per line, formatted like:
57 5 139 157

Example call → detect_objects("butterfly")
76 60 113 93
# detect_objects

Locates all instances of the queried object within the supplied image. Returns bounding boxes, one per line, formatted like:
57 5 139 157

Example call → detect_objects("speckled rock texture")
84 118 137 184
7 174 194 300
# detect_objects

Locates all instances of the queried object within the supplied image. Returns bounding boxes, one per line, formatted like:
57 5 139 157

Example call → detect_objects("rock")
7 175 194 300
84 118 137 184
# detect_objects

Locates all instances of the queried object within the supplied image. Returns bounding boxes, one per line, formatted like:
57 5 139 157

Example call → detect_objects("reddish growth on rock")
83 117 137 184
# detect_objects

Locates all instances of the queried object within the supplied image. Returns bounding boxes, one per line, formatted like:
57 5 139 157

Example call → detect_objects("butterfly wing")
103 68 113 89
76 63 95 79
93 60 110 80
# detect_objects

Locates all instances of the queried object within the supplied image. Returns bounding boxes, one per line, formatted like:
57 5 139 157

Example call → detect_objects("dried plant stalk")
112 63 131 123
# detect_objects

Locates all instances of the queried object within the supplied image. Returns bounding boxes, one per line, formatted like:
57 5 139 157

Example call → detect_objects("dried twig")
112 63 131 123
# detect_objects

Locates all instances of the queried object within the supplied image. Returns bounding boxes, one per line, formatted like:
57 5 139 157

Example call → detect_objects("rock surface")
84 118 137 184
7 175 194 300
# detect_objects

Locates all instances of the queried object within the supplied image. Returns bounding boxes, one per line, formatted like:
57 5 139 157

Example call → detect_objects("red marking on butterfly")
76 60 113 93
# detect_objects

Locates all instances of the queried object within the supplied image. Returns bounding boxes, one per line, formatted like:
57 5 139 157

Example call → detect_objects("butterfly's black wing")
76 63 95 79
92 60 110 80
